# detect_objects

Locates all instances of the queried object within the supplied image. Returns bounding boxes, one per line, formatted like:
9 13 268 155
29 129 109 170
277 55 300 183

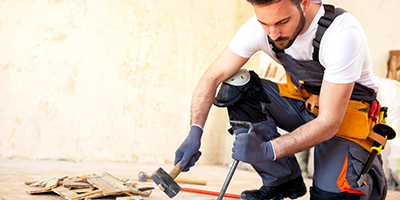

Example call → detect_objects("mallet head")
151 167 181 198
138 171 148 182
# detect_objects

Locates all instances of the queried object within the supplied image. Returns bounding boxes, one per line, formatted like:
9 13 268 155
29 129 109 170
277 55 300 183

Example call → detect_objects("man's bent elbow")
316 116 342 141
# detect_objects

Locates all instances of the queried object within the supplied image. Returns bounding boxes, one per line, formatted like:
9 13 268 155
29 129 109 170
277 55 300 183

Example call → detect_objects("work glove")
174 125 203 172
232 131 276 165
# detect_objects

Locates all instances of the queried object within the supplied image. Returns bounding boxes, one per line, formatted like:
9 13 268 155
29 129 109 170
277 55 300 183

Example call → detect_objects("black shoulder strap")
312 4 346 62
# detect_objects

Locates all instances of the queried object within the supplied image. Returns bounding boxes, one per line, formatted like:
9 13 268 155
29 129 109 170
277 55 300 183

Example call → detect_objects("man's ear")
301 0 311 13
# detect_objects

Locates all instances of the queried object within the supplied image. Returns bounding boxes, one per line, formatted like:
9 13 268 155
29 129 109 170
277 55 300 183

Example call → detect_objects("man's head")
246 0 301 6
247 0 309 50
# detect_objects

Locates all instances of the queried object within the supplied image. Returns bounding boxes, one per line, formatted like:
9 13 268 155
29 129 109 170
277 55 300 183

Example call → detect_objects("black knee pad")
214 70 270 123
310 186 360 200
226 97 266 123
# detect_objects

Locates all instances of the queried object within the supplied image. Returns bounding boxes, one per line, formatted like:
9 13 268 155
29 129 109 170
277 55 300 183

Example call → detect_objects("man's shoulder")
320 9 366 46
328 9 363 31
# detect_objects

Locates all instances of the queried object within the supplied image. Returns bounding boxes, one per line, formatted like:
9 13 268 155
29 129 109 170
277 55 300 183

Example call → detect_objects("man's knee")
213 69 270 122
310 186 361 200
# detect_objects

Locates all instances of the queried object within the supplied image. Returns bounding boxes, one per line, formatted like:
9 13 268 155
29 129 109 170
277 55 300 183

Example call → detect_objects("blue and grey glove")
232 131 276 165
174 125 203 172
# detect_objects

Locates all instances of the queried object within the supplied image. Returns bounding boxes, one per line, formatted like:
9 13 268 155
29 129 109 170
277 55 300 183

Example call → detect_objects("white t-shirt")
229 2 378 92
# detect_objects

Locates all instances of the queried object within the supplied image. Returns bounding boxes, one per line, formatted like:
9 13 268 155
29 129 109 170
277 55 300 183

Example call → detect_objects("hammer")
139 171 206 185
217 120 254 200
150 161 183 198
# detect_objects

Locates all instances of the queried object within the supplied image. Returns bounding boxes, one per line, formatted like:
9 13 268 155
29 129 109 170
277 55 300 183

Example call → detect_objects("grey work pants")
233 79 386 199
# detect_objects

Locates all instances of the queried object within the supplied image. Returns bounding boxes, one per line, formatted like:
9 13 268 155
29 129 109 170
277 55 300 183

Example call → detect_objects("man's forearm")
272 117 339 159
189 46 250 128
272 81 354 159
190 76 220 128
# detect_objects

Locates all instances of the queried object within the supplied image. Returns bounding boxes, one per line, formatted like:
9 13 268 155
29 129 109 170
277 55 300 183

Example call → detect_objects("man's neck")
300 3 321 34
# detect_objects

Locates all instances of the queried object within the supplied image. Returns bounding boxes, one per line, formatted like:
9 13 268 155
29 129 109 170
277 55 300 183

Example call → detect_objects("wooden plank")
129 190 151 197
387 50 400 81
44 178 61 190
28 175 68 187
96 173 152 197
63 180 93 189
24 180 38 185
52 186 79 200
124 184 151 197
71 188 93 194
100 172 132 192
52 186 102 200
66 174 92 182
71 189 102 200
121 177 130 182
123 182 137 187
83 192 104 200
116 196 143 200
26 186 51 194
87 176 121 196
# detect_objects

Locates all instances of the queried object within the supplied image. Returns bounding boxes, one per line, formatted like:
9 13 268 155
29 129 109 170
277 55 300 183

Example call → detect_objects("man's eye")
279 20 289 25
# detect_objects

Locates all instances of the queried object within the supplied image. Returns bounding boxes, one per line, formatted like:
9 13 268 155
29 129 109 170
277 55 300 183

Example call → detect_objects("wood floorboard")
0 158 399 199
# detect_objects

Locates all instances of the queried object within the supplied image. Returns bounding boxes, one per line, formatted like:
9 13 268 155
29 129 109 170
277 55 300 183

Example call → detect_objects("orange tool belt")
277 73 387 152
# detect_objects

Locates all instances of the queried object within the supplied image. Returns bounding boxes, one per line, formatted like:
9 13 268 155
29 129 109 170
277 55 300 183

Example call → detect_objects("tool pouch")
308 98 390 153
276 71 311 102
335 100 374 152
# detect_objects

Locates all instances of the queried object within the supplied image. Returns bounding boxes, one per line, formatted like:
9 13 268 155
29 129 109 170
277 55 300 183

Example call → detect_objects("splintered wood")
25 172 149 200
387 50 400 81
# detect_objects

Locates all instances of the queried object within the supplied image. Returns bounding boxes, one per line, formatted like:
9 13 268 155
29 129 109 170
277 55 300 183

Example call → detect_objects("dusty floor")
0 158 399 200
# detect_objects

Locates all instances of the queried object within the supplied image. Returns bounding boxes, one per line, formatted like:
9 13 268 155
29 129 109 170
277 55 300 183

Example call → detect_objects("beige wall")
0 0 399 165
0 0 255 164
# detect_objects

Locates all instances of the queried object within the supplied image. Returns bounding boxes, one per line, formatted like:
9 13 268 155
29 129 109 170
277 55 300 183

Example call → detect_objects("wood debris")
25 172 152 200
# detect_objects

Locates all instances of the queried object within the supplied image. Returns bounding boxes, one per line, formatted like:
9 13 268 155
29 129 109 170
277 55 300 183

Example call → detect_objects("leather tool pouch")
277 72 311 102
304 96 376 151
306 97 387 152
335 100 374 151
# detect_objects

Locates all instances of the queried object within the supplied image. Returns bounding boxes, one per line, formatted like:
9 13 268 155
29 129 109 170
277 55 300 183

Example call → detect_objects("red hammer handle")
181 187 240 199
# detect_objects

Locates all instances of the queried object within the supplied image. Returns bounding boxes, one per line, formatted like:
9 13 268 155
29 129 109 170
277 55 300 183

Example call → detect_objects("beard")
273 10 306 50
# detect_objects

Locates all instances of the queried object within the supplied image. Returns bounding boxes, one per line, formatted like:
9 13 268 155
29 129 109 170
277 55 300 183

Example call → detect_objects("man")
174 0 386 199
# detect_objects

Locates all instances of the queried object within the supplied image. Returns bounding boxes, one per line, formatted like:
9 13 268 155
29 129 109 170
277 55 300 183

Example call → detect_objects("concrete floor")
0 158 399 200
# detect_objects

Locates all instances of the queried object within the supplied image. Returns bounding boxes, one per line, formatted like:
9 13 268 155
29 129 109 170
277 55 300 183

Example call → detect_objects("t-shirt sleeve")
228 16 264 58
320 16 367 84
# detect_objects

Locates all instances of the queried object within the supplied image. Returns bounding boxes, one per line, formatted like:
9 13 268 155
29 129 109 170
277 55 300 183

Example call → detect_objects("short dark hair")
246 0 302 12
246 0 301 7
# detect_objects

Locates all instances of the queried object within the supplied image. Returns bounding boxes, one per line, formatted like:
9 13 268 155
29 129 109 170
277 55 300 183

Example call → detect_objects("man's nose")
268 26 281 41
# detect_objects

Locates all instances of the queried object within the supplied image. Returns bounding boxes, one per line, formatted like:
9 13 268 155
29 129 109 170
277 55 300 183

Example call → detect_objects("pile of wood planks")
25 172 152 200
